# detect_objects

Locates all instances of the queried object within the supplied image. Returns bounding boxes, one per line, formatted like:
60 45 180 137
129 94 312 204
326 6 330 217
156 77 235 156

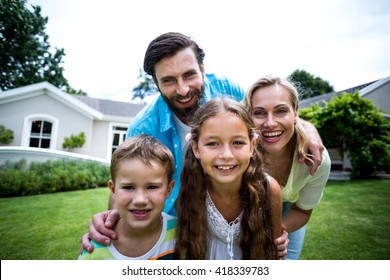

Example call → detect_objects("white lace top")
206 192 243 260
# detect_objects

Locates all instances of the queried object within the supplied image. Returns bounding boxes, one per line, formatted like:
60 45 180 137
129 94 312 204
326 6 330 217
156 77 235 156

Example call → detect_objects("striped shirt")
78 213 177 260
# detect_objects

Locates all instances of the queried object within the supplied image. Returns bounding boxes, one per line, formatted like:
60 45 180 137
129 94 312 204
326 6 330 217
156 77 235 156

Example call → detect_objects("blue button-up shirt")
126 73 244 215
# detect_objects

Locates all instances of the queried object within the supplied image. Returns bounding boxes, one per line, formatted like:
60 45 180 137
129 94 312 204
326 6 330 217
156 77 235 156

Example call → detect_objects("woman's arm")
282 203 312 233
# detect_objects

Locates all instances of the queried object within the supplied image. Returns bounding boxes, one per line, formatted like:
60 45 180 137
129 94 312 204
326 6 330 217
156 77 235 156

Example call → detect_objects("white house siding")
0 98 24 147
0 92 94 155
363 82 390 113
90 120 110 160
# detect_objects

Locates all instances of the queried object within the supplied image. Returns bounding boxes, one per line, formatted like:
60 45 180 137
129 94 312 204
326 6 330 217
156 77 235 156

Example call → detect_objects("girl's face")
250 84 297 155
192 112 255 190
108 158 173 234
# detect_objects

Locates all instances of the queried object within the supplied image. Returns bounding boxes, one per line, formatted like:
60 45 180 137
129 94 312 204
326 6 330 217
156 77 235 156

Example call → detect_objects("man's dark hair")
143 32 205 79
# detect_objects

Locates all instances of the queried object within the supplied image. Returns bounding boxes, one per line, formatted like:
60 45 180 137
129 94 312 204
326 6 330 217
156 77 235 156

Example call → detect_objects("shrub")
0 159 110 197
62 132 86 152
300 92 390 179
0 124 14 144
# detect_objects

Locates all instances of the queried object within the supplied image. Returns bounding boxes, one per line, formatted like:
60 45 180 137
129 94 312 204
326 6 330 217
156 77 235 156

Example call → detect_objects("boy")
78 135 176 260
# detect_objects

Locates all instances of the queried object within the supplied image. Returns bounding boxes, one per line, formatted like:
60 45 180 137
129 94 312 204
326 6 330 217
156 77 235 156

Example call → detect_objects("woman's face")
250 84 297 155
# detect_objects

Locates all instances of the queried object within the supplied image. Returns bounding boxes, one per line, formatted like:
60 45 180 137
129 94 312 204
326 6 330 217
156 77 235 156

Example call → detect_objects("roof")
299 79 379 109
0 82 103 119
0 81 146 120
359 76 390 97
72 95 145 118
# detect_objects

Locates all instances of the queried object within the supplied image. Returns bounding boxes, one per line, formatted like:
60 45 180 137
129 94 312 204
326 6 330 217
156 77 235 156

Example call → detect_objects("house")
0 82 146 163
298 75 390 180
299 76 390 115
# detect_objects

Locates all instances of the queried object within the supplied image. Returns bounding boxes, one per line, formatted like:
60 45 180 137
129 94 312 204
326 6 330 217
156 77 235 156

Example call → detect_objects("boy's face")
108 158 173 233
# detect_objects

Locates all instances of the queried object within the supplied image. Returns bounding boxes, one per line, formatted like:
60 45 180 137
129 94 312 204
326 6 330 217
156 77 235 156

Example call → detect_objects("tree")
62 132 86 152
65 85 87 96
132 69 158 103
0 0 85 94
300 92 390 178
0 124 13 144
289 69 334 99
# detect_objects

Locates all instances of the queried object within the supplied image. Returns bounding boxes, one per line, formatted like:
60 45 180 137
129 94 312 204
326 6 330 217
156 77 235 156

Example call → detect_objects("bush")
0 124 14 144
62 132 86 151
0 159 110 197
300 92 390 179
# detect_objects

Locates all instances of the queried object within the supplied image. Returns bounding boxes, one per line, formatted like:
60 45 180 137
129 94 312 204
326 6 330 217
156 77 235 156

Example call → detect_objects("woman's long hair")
174 97 278 259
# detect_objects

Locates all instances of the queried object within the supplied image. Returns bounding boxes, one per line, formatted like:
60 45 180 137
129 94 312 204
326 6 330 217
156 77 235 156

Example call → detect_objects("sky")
27 0 390 103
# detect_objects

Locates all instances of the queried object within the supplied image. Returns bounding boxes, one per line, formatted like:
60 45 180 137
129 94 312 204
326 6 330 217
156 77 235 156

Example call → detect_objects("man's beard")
162 84 204 124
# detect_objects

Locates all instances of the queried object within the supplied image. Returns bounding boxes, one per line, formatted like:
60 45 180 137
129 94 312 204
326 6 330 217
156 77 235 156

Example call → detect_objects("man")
123 32 245 215
82 32 324 258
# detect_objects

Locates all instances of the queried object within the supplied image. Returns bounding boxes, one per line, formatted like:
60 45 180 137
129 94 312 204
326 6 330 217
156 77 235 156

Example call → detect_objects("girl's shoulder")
265 173 282 196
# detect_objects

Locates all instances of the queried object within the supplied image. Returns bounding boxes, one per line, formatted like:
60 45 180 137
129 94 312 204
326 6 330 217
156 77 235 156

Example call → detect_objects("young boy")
78 135 176 260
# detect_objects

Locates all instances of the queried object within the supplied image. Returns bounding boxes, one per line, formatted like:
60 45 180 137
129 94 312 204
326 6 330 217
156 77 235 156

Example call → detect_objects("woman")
244 75 331 260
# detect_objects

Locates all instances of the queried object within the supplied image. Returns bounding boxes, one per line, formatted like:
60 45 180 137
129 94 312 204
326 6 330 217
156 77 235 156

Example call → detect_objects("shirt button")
174 144 178 148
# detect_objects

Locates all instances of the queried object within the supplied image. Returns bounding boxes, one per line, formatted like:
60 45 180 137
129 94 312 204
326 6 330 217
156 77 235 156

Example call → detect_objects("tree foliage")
0 124 14 144
65 85 87 96
289 69 334 99
0 0 85 95
62 132 86 152
300 92 390 178
132 69 158 103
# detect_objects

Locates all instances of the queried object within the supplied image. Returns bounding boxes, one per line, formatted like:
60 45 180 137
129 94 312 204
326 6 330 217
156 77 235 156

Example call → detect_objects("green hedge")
0 159 110 197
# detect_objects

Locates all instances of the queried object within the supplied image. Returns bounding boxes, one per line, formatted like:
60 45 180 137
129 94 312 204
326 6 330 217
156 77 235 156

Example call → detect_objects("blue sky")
27 0 390 102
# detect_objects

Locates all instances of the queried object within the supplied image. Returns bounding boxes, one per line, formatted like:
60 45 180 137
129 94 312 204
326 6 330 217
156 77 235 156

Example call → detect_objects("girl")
175 97 282 260
244 75 331 260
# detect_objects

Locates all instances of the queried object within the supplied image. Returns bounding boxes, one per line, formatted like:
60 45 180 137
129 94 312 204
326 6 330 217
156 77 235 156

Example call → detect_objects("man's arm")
80 209 120 253
298 118 324 175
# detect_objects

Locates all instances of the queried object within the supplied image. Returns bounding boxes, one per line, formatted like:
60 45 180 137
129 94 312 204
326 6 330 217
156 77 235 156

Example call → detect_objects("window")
111 126 127 154
29 120 53 148
21 114 58 149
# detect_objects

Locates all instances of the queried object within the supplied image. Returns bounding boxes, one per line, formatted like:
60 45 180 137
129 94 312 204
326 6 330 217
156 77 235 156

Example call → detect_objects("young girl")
175 97 282 260
244 75 331 260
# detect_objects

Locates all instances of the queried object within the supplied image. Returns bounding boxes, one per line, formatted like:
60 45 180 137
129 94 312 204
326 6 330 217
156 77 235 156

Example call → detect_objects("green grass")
0 180 389 260
0 187 110 260
300 179 390 260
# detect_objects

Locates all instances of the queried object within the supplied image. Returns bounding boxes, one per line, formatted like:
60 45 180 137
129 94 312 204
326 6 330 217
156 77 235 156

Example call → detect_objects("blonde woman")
244 75 331 260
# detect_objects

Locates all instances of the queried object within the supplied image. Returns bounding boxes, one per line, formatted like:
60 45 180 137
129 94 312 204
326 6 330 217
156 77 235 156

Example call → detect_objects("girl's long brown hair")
174 98 278 259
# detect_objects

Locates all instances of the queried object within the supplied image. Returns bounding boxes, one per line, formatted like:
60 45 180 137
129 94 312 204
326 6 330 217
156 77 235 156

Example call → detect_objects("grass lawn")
300 179 390 259
0 179 389 260
0 187 110 260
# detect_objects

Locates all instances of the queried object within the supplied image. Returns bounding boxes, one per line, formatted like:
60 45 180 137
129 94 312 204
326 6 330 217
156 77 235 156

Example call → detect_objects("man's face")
154 47 205 124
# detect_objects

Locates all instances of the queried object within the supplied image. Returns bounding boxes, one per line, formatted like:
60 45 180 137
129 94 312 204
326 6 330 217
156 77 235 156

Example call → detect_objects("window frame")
21 114 59 149
107 123 128 159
